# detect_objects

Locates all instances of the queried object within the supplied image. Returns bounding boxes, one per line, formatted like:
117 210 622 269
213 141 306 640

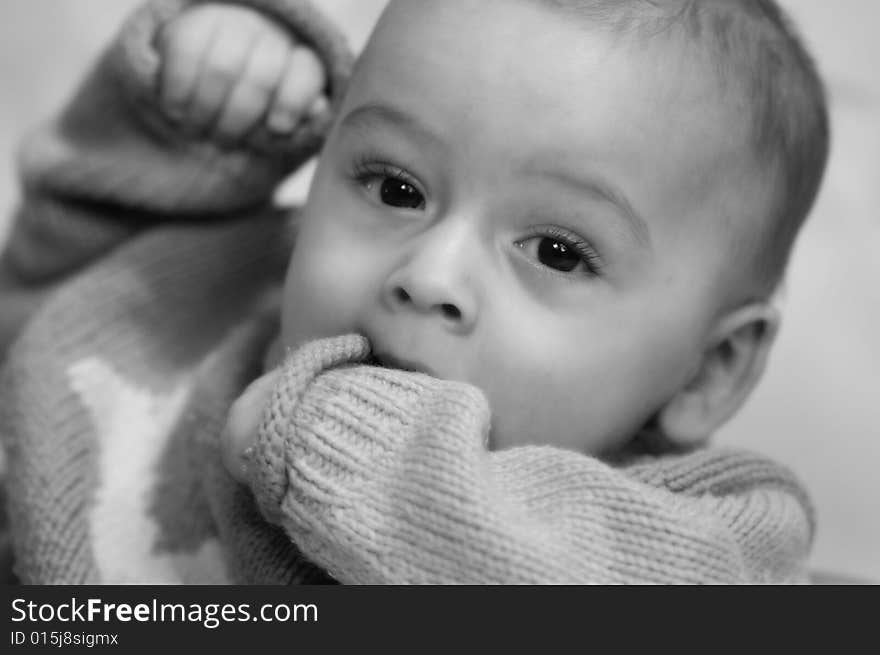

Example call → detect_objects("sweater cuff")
249 334 372 523
113 0 355 159
248 334 492 529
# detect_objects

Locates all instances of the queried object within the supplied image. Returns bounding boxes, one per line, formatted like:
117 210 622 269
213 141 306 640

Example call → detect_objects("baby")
0 0 828 584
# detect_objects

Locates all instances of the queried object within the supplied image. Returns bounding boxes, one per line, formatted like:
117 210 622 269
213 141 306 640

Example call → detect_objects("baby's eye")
353 159 426 211
516 230 602 277
376 178 425 209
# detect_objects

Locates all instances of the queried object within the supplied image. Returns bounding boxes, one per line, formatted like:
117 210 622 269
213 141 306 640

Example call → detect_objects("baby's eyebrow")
522 161 652 250
338 103 446 151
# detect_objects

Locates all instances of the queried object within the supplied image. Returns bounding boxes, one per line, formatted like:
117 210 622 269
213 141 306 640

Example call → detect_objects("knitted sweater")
0 0 815 584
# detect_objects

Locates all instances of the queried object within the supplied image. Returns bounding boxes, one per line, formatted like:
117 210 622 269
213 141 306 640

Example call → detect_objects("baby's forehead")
367 0 802 187
359 0 745 151
373 0 731 105
358 2 761 174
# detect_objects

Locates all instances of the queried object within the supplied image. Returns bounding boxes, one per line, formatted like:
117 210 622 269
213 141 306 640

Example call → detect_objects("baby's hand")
221 367 280 483
156 3 327 143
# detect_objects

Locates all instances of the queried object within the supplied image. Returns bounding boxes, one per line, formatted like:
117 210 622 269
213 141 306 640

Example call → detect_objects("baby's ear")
656 302 780 449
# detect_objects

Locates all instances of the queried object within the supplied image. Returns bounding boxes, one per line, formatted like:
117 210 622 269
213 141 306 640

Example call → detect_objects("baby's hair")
534 0 830 295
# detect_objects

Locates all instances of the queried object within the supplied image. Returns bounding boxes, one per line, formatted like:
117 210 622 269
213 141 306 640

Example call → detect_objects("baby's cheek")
280 245 372 348
473 317 634 453
471 329 570 449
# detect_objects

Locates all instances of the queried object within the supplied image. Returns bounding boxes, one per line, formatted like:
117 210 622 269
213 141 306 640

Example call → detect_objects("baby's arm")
224 336 815 584
0 0 352 355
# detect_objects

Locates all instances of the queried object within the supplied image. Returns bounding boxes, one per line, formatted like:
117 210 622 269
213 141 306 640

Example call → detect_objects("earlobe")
656 303 780 450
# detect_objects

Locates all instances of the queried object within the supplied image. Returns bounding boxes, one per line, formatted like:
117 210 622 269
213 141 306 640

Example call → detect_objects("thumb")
221 367 281 483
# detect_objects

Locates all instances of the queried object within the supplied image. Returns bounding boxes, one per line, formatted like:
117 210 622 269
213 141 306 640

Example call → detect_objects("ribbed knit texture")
0 0 816 585
240 335 815 584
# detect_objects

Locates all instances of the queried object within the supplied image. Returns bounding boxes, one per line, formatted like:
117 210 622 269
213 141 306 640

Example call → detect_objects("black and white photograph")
0 0 876 611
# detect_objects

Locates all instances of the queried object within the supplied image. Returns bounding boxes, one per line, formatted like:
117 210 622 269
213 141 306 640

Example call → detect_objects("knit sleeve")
0 0 353 354
246 335 815 585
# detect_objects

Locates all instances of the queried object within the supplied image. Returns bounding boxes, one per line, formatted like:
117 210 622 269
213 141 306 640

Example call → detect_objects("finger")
185 22 259 135
212 33 289 143
266 46 326 134
221 369 281 483
157 15 219 121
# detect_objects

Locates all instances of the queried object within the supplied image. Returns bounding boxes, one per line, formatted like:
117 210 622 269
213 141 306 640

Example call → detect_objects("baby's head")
276 0 828 455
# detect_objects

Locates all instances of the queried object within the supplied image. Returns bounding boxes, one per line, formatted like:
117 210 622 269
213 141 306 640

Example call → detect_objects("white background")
0 1 877 581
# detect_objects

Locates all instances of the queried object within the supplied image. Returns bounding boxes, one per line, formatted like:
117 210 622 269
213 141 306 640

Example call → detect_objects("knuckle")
160 13 206 54
186 99 215 125
202 55 241 82
219 102 262 131
234 93 270 117
277 86 316 114
290 46 324 77
160 29 193 61
203 38 254 79
272 92 305 115
278 60 324 100
300 48 327 79
248 42 287 84
218 6 261 31
244 70 282 99
164 47 201 76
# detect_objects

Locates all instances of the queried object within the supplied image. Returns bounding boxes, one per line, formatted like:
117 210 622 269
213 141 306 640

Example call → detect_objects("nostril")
391 287 463 322
440 303 461 321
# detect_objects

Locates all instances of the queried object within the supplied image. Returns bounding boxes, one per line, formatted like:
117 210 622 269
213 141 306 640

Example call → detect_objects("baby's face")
279 0 771 454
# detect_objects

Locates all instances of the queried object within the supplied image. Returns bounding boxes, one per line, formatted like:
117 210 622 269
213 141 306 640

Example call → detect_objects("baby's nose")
382 223 480 333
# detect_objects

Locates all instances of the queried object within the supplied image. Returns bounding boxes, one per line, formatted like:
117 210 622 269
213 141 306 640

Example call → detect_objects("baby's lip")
372 352 439 378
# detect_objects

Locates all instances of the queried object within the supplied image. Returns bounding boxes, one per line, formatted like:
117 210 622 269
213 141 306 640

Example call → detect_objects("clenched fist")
156 3 328 143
